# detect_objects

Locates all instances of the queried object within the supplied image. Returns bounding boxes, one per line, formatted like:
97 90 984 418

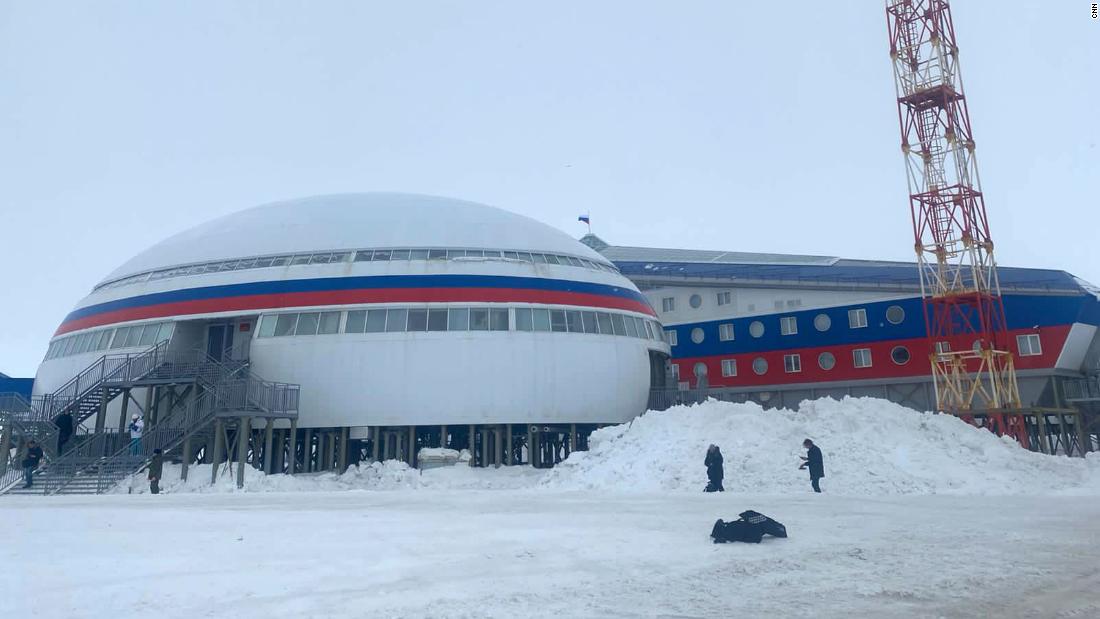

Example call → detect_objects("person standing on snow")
799 439 824 493
148 448 164 494
704 444 725 492
128 414 144 456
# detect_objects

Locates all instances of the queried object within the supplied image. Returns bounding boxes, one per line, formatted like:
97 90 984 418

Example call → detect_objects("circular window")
814 313 831 332
689 294 702 309
690 327 705 344
818 352 836 370
749 321 765 338
886 305 905 325
752 357 768 375
891 346 911 365
693 362 708 377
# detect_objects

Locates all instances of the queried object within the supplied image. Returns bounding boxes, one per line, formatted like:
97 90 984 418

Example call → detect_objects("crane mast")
885 0 1027 444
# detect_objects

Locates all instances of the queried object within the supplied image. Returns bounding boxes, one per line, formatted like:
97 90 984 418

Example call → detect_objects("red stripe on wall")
672 326 1070 388
55 288 657 335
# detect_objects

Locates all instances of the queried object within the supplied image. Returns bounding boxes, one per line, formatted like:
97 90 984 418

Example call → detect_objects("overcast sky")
1 1 1096 376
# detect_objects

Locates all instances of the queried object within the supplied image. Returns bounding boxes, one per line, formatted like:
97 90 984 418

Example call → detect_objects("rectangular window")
717 291 731 306
784 354 802 373
465 249 484 258
1017 333 1042 356
848 308 868 329
372 250 391 261
721 359 737 377
291 254 312 266
318 312 341 334
428 249 448 260
448 308 470 331
502 250 520 260
447 249 467 259
390 249 411 260
565 311 583 333
595 312 613 334
516 252 534 262
406 309 428 332
366 309 388 333
385 309 408 332
661 297 675 312
643 320 655 339
108 327 128 348
544 254 561 265
95 329 113 350
718 323 735 341
581 311 598 334
853 348 872 368
633 317 648 338
532 309 551 331
610 314 627 336
295 312 320 336
156 323 175 344
345 310 367 333
124 325 143 347
669 363 680 380
549 310 567 332
427 309 449 331
469 308 490 331
273 315 297 337
514 308 532 331
257 317 276 338
490 308 510 331
623 316 639 337
138 324 159 346
780 316 798 336
664 329 678 346
409 249 430 260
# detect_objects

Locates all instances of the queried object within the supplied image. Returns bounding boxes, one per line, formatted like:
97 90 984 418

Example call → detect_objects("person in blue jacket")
799 439 824 493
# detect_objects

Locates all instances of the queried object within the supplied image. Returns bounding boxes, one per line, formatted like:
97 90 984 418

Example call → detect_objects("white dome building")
34 194 669 469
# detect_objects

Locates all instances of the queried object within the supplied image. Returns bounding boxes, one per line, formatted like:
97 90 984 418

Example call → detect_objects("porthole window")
689 294 703 309
891 346 911 365
752 357 768 375
814 313 831 332
693 362 708 378
818 352 836 370
749 321 765 338
886 305 905 325
690 327 705 344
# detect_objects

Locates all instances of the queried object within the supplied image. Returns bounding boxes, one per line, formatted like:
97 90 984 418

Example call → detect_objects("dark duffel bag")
710 519 764 544
738 510 787 539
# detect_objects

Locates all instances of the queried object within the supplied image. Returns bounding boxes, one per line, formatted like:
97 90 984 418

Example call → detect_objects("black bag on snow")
710 510 787 544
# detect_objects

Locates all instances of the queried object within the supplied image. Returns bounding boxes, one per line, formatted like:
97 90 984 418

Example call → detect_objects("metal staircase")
2 343 299 495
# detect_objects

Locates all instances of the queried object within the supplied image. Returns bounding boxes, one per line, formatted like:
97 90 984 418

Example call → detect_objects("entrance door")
206 324 233 362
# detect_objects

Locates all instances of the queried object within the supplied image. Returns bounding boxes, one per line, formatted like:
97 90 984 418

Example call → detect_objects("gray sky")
1 1 1097 376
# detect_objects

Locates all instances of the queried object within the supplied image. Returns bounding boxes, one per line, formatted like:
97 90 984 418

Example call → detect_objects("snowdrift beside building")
542 397 1100 496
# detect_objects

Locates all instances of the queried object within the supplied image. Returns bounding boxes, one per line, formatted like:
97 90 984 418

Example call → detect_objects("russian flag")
578 214 590 224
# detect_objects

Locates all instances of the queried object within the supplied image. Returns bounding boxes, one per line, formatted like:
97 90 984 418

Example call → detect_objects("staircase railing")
36 340 172 423
35 355 298 495
0 412 61 490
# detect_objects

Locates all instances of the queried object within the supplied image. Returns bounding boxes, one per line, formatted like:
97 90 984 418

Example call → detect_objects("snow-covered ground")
3 397 1100 618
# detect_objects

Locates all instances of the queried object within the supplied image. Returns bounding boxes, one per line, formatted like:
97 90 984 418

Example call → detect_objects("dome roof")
103 193 609 283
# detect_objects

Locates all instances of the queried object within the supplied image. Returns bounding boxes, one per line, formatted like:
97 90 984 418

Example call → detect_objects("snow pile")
543 397 1100 496
119 458 544 494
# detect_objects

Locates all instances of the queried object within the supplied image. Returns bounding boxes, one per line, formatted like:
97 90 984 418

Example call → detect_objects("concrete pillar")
236 417 251 489
181 434 192 481
339 427 350 471
468 424 476 467
287 419 298 474
408 426 416 467
569 423 577 458
440 425 447 449
505 424 513 466
370 426 380 462
302 429 313 473
210 418 224 485
528 426 538 468
326 432 337 470
382 430 392 461
272 430 284 473
494 428 503 468
263 418 274 474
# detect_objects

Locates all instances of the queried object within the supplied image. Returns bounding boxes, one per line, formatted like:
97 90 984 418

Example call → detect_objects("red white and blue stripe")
57 274 656 335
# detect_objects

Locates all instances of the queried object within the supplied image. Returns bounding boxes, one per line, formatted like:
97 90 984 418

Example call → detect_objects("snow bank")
542 397 1100 496
118 459 545 494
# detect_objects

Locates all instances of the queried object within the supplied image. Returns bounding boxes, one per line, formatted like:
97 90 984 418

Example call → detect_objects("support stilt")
505 424 513 466
236 416 251 489
211 418 224 485
288 419 298 474
263 419 274 474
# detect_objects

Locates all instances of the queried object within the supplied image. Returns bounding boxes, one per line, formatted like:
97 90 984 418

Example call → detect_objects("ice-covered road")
4 490 1099 618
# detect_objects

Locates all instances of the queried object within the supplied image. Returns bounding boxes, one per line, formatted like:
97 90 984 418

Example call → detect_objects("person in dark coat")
54 412 74 453
799 439 824 493
704 444 725 492
21 439 44 488
148 449 164 495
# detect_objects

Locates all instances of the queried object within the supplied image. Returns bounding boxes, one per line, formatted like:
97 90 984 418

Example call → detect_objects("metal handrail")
37 340 172 422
